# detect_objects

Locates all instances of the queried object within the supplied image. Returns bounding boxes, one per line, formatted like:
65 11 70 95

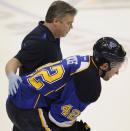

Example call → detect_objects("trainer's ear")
100 63 109 70
53 18 59 24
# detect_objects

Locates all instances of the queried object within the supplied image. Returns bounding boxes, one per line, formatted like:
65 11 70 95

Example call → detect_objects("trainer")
5 1 77 131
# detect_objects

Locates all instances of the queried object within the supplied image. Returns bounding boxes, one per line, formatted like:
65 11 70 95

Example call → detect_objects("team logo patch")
108 42 117 49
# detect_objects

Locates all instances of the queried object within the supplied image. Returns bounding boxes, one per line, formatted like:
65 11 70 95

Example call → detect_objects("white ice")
0 0 130 131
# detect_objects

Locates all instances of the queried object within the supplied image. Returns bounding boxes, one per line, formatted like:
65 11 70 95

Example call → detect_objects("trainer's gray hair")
45 0 77 23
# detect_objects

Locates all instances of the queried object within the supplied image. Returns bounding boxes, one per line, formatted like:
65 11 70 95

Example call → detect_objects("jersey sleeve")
48 81 89 127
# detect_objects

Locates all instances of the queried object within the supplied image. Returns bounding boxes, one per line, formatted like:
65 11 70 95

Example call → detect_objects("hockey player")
6 37 126 131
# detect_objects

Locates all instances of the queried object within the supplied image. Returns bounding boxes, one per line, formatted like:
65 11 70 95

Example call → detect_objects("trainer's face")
102 62 122 81
54 14 75 37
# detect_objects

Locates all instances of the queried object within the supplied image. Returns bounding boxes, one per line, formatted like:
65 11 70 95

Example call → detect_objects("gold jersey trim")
38 108 51 131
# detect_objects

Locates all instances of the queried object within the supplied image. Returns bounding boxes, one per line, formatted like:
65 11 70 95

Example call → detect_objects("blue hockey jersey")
7 55 101 127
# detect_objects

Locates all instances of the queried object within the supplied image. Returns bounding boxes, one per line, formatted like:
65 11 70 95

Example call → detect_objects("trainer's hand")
8 72 22 95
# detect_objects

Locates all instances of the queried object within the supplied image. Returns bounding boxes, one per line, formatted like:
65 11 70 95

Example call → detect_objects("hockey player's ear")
100 63 109 70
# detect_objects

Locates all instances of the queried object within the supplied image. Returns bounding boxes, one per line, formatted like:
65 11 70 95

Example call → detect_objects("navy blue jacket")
15 21 62 75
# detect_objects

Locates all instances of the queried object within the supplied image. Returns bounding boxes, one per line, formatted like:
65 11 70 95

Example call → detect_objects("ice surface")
0 0 130 131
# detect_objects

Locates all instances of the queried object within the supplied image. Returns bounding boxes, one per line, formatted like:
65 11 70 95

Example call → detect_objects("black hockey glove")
75 120 90 131
62 120 90 131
